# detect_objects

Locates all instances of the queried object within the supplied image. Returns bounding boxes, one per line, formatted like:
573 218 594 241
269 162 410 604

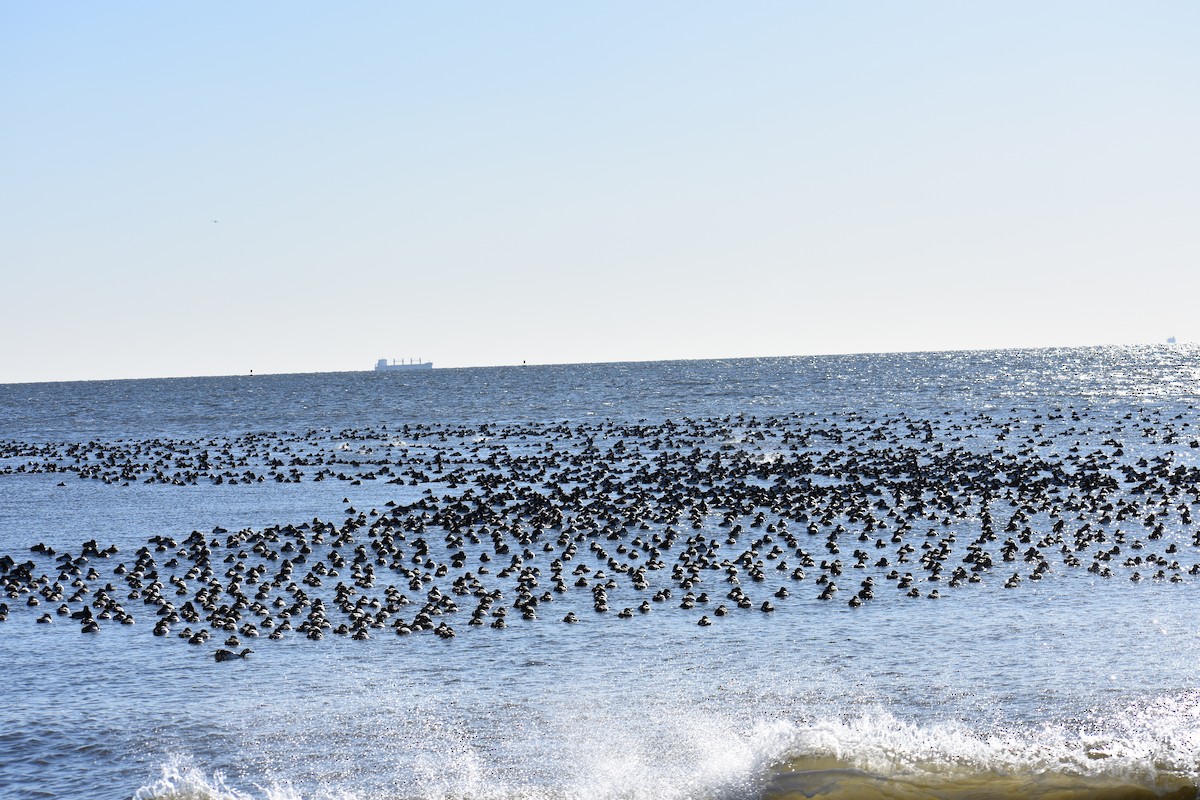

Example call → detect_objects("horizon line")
0 340 1191 388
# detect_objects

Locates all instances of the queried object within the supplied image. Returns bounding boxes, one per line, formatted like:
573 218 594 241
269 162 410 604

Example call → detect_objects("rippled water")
2 346 1200 800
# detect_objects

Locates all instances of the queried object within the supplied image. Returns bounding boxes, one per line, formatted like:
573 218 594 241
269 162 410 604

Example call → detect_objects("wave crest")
767 708 1200 799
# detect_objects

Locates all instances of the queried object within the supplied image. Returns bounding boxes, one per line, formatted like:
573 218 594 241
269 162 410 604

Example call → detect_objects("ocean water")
2 346 1200 800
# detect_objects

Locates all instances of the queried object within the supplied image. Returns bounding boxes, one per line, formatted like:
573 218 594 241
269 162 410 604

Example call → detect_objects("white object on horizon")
375 358 433 371
1167 336 1177 344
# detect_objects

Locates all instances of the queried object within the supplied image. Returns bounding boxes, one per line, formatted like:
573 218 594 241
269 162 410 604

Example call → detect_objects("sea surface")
2 346 1200 800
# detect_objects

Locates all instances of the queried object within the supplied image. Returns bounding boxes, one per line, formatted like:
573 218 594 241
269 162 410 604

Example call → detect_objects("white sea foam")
132 701 1200 800
771 701 1200 789
134 758 255 800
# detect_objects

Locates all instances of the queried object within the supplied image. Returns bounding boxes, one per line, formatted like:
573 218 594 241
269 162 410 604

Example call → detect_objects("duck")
214 647 252 662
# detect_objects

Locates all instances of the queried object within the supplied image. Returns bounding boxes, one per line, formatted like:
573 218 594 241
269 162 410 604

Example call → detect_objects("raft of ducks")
3 405 1200 659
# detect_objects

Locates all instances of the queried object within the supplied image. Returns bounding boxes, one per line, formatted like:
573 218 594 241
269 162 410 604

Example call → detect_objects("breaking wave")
134 702 1200 800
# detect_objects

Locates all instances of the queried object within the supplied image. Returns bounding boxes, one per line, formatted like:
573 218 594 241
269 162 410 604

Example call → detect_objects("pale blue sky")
2 2 1196 383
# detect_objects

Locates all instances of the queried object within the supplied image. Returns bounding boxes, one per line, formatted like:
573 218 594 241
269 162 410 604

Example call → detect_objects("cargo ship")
375 358 433 371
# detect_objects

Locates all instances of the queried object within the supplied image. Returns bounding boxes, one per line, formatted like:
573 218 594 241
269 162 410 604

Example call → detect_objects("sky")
2 2 1197 383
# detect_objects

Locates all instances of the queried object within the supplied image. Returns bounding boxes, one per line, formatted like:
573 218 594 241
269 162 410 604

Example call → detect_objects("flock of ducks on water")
3 405 1200 661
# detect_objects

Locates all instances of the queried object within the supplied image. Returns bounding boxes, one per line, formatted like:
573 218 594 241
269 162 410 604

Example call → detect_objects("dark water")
2 346 1199 799
7 346 1198 441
